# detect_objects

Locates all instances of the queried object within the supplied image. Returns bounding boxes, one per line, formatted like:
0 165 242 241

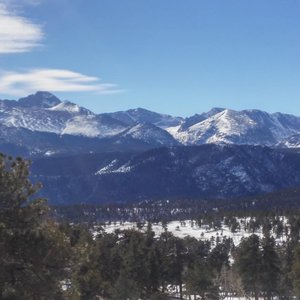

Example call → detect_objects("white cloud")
18 0 42 6
0 69 121 96
0 2 43 53
1 0 42 6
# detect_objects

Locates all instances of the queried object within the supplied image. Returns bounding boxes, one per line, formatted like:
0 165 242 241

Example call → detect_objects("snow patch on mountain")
62 115 126 138
277 133 300 148
118 122 179 146
0 107 67 134
114 164 133 173
48 101 87 114
95 159 119 175
96 159 132 174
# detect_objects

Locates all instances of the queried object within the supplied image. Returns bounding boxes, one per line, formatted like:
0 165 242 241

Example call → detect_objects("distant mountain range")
2 91 300 204
1 91 300 157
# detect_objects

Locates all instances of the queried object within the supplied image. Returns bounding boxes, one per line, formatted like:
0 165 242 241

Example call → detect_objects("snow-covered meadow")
97 218 285 246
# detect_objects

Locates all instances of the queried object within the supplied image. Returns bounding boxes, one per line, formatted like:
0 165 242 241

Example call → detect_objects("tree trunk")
179 281 183 299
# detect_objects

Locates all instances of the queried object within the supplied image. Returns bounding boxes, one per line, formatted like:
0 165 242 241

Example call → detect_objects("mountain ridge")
31 144 300 204
1 91 300 153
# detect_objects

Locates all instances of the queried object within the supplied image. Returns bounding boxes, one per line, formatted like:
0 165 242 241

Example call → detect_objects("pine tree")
234 234 262 300
144 224 161 297
111 269 140 300
185 259 217 300
260 233 281 299
0 154 70 300
118 229 151 298
72 231 120 299
277 241 295 299
292 244 300 298
157 231 185 295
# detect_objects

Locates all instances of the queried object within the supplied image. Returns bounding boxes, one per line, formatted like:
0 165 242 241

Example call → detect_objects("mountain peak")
208 107 226 114
117 121 179 146
18 91 61 108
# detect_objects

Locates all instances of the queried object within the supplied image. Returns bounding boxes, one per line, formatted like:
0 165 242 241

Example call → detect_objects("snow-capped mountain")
113 122 179 147
0 92 92 134
2 91 300 155
178 107 225 131
0 91 130 138
18 91 61 108
104 107 183 128
0 92 181 142
168 108 300 146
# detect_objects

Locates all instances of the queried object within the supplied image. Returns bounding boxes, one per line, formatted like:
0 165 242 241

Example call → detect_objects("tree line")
53 191 300 225
2 154 300 299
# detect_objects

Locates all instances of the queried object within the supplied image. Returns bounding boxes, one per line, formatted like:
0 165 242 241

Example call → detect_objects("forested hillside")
2 154 300 299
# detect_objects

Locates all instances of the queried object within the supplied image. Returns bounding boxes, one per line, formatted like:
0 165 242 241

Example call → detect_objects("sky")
0 0 300 117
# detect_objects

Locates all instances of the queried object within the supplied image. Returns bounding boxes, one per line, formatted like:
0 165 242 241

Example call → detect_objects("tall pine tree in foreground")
0 154 70 300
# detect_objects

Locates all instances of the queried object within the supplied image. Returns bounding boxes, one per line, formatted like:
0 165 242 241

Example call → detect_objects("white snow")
99 219 275 246
62 115 126 138
95 160 132 174
44 150 56 156
114 164 132 173
122 123 175 145
169 110 258 145
95 159 119 175
48 101 81 113
0 107 65 134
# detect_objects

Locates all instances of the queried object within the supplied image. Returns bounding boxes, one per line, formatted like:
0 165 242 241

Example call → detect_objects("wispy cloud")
1 0 43 6
0 69 122 96
0 2 43 53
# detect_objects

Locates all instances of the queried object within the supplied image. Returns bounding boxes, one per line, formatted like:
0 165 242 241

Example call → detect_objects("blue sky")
0 0 300 116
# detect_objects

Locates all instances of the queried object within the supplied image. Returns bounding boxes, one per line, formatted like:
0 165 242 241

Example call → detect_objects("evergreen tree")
209 242 230 274
260 233 281 299
0 154 70 300
157 231 185 295
292 244 300 298
277 241 295 299
234 234 262 300
73 231 120 299
111 268 140 300
185 259 217 300
118 229 151 298
144 224 161 297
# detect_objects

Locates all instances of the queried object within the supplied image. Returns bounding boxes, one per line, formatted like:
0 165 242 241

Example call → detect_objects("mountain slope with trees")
30 144 300 204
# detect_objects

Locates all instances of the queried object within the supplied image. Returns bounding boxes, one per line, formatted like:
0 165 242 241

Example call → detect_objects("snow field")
98 219 278 246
